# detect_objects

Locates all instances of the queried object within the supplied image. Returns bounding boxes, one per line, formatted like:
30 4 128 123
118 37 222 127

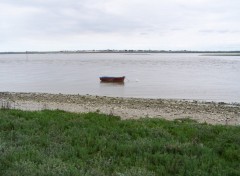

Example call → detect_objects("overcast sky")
0 0 240 51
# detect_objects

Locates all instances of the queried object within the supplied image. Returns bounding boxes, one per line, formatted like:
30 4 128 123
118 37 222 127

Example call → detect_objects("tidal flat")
1 92 240 125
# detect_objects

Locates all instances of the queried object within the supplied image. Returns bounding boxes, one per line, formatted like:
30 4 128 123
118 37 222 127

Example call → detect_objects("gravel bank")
1 92 239 125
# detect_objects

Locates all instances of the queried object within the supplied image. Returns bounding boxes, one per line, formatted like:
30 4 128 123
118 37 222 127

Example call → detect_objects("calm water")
0 53 240 103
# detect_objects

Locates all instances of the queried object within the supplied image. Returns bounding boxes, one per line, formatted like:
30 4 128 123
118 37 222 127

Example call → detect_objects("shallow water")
0 53 240 102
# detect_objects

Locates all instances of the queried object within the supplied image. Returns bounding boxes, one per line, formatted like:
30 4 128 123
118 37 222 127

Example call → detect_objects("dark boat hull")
100 76 125 83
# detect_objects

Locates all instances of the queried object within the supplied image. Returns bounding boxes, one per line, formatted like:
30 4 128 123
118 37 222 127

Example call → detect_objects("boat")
100 76 125 83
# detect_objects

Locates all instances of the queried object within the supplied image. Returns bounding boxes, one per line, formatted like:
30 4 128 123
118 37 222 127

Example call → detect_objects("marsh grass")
0 109 239 175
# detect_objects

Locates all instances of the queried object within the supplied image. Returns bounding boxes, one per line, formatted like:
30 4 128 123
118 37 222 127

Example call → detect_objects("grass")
0 109 239 176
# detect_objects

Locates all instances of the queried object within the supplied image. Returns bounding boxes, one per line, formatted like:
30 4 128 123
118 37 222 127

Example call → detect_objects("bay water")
0 53 239 103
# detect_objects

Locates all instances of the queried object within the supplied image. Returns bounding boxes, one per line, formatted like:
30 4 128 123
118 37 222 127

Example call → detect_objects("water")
0 53 240 103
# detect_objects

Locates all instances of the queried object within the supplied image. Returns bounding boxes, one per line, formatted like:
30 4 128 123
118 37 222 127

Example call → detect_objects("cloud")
0 0 240 51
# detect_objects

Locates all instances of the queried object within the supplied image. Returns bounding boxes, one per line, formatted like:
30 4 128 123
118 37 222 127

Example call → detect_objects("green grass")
0 109 239 176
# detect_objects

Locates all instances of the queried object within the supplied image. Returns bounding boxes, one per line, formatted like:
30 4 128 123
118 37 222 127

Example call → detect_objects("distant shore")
1 50 240 54
0 92 239 125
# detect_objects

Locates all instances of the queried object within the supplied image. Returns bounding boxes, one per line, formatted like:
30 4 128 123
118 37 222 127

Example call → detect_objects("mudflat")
0 92 239 125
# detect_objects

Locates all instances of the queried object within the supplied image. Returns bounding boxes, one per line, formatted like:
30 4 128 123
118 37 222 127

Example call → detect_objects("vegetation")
0 109 239 176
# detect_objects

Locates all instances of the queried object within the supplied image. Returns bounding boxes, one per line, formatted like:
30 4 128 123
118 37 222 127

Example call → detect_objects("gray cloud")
0 0 240 51
199 29 240 34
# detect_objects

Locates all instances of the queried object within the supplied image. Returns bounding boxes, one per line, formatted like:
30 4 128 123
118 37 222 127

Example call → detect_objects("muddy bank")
0 92 240 125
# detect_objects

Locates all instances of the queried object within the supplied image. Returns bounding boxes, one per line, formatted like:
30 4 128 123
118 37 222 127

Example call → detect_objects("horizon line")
1 49 240 53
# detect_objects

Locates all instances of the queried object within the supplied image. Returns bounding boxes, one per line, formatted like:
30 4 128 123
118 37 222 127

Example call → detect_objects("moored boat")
100 76 125 83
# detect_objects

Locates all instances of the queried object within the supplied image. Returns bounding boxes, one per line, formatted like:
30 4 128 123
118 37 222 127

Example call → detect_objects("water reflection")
99 81 125 97
100 82 125 86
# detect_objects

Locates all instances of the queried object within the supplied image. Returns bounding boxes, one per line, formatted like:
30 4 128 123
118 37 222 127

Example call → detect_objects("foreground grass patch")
0 109 239 175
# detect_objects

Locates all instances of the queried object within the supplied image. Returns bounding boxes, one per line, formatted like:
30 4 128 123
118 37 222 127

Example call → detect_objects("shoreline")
0 92 239 125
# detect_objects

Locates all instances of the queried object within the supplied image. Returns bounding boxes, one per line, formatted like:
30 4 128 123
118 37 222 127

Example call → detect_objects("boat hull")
100 76 125 83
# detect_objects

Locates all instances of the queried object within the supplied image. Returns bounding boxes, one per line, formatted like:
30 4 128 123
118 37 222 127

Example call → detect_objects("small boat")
100 76 125 83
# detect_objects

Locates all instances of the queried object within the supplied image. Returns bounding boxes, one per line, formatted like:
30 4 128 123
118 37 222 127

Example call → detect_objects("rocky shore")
0 92 239 125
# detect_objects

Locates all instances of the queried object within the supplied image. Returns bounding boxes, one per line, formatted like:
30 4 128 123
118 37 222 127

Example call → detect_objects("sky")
0 0 240 51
